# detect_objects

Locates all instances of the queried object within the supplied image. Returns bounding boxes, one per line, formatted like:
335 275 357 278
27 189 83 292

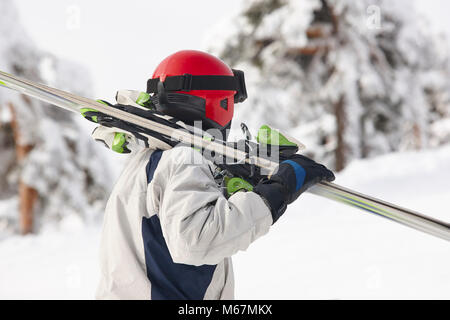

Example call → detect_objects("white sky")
13 0 450 101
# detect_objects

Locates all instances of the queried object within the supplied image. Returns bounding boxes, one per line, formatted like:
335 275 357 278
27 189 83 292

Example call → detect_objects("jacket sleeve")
148 147 273 266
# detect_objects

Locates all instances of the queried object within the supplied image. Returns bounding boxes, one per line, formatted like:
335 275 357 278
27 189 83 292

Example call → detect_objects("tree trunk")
334 95 346 171
8 102 37 235
412 123 422 149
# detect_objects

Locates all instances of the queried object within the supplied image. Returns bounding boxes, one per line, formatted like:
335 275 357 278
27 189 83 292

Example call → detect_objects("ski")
0 70 449 241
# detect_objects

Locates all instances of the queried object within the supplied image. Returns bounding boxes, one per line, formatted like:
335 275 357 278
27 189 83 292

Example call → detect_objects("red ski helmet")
146 50 247 133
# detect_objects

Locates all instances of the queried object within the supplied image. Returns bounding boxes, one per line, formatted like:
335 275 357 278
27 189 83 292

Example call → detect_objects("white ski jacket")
96 146 273 300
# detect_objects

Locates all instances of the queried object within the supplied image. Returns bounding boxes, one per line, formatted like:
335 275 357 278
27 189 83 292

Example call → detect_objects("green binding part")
80 108 99 123
257 125 297 146
136 92 151 108
96 99 108 106
112 132 127 153
81 100 108 123
0 80 7 87
192 136 212 153
225 177 254 196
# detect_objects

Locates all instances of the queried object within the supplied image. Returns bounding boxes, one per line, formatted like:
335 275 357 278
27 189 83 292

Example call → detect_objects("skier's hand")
274 154 335 203
79 100 128 154
254 154 334 223
91 126 132 154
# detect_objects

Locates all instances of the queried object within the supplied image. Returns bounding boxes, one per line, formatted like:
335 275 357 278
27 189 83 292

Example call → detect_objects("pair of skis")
0 70 449 242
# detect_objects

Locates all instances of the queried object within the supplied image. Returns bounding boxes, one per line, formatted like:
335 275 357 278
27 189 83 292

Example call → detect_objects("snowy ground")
0 146 449 299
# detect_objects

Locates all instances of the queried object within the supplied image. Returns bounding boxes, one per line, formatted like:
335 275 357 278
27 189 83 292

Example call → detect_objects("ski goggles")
146 69 247 104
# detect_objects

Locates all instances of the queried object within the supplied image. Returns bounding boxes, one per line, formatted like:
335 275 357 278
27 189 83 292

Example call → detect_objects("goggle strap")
147 74 238 93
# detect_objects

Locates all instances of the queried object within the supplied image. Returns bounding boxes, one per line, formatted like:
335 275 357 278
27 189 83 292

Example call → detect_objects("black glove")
254 154 335 223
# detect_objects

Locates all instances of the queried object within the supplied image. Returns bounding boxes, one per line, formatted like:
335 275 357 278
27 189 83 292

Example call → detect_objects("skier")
95 50 335 299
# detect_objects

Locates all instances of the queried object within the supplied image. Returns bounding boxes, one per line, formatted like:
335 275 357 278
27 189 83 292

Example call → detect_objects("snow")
0 223 100 299
234 145 450 299
0 145 448 299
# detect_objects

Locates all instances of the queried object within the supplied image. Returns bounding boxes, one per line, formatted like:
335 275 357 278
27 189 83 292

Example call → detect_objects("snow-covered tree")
0 0 112 234
206 0 450 170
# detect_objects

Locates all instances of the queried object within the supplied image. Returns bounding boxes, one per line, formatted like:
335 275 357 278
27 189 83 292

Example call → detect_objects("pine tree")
207 0 450 170
0 0 112 234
